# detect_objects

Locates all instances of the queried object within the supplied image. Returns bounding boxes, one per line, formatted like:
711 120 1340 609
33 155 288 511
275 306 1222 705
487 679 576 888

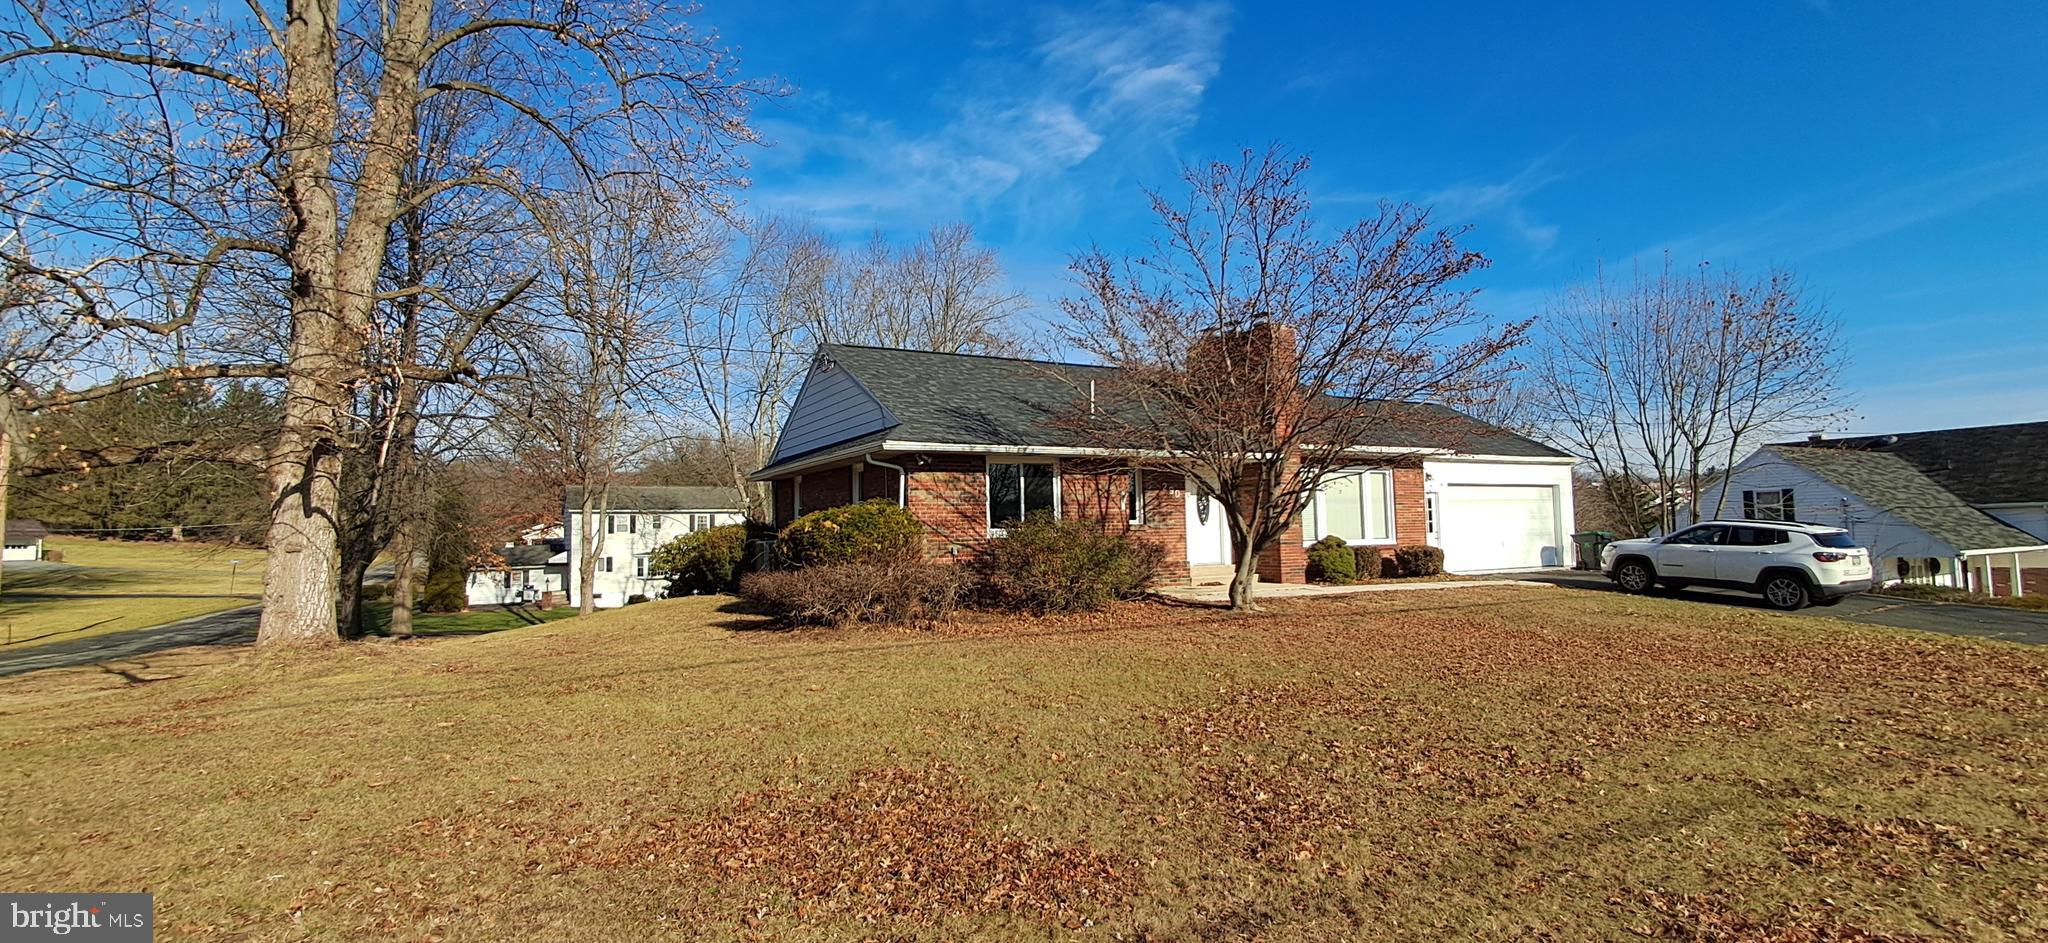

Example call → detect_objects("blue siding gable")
767 356 898 466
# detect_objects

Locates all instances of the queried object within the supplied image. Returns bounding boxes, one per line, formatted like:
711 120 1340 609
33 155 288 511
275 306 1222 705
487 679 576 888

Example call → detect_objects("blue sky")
714 1 2048 433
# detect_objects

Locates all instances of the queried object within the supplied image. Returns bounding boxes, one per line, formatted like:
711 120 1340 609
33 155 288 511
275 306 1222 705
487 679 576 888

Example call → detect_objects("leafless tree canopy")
1 0 775 643
1530 259 1849 534
1058 146 1527 610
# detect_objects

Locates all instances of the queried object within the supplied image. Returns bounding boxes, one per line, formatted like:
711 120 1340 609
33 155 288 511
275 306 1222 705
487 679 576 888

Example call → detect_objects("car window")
1729 526 1788 547
1811 531 1857 549
1667 525 1726 546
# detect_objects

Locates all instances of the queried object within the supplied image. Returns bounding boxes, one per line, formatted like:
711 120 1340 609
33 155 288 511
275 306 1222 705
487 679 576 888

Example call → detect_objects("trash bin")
1570 531 1615 571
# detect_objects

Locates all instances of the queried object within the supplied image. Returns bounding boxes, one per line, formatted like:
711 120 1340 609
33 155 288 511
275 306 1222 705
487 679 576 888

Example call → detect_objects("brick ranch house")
750 343 1578 585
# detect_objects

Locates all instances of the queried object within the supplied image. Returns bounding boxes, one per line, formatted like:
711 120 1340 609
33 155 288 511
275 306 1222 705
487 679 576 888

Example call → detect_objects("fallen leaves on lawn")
1782 811 2001 878
1623 888 1934 942
645 763 1136 926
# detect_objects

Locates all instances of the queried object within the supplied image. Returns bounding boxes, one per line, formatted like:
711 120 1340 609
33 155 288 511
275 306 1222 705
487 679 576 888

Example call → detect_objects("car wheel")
1613 560 1654 594
1762 575 1811 611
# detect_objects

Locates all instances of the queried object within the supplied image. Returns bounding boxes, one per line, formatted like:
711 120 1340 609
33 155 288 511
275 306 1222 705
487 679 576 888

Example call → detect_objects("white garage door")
1440 484 1560 572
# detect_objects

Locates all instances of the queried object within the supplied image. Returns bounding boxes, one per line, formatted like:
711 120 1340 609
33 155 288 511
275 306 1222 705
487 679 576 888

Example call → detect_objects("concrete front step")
1188 563 1237 585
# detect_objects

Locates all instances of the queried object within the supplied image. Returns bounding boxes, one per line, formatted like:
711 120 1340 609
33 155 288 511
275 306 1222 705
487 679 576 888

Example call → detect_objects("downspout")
865 454 908 508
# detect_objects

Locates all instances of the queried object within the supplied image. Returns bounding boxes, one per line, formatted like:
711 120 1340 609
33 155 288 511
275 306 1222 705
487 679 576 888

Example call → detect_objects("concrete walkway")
1158 577 1549 604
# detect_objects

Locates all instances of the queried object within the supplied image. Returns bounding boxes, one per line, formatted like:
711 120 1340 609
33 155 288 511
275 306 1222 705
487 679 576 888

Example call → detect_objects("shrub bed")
778 500 923 567
976 513 1163 614
1306 535 1356 584
1391 545 1446 578
651 523 749 596
1353 545 1385 580
739 562 967 628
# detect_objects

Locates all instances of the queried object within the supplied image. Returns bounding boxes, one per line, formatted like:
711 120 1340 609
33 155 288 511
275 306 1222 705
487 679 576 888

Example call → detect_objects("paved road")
0 604 260 677
1536 571 2048 645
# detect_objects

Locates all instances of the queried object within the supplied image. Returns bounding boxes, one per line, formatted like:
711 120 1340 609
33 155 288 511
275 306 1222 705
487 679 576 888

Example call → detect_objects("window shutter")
1742 490 1756 518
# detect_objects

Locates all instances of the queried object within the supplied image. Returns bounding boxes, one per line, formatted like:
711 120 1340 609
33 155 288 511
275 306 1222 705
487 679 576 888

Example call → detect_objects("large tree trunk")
388 523 416 639
577 489 603 615
1228 547 1259 612
336 553 373 639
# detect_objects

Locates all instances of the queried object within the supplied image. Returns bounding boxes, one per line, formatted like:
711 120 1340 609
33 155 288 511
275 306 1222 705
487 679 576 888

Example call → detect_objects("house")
3 519 47 562
464 540 569 608
563 485 748 607
748 344 1578 584
1692 420 2048 596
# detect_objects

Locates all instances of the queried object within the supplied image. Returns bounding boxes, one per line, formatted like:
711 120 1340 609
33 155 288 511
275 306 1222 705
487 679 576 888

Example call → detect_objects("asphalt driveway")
1536 571 2048 645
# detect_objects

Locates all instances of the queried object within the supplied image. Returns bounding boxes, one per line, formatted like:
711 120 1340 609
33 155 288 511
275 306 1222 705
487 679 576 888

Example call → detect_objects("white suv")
1599 520 1873 611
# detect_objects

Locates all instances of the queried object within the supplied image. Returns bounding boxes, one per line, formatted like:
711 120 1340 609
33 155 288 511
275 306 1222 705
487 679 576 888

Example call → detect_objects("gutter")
864 453 908 508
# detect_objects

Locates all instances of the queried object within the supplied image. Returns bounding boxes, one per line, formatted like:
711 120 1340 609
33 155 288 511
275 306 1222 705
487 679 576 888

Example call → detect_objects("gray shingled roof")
759 344 1565 475
1767 445 2042 552
1778 420 2048 505
497 542 565 568
4 519 47 542
563 485 745 511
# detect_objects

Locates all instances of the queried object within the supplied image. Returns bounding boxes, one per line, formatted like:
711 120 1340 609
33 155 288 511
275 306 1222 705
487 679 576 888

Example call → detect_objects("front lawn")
1 588 2043 940
0 538 267 648
365 603 583 637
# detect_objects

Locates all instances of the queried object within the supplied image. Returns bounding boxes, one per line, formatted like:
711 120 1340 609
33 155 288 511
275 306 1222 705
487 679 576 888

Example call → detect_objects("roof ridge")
1778 417 2048 445
821 342 1111 372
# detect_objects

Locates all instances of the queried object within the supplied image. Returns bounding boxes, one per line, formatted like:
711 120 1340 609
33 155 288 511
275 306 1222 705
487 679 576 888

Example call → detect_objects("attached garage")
1437 482 1565 572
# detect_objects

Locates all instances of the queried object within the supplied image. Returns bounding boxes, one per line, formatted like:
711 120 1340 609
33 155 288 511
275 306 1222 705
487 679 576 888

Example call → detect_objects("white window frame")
985 457 1061 537
641 513 662 534
1126 468 1145 525
691 513 713 532
633 554 650 578
607 513 637 535
601 556 615 573
1301 467 1396 546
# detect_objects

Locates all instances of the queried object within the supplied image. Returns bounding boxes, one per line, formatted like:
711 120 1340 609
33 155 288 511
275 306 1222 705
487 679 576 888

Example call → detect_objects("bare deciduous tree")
1530 259 1848 534
1057 147 1527 611
1 0 771 644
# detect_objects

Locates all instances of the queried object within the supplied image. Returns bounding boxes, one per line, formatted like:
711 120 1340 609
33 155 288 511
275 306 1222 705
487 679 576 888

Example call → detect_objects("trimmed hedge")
976 512 1163 614
1306 535 1357 584
650 523 749 596
739 561 967 627
778 500 923 567
1391 544 1446 577
1353 545 1385 580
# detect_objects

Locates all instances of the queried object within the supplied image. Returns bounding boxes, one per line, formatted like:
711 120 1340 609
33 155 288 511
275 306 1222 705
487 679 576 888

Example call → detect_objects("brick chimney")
1187 319 1303 439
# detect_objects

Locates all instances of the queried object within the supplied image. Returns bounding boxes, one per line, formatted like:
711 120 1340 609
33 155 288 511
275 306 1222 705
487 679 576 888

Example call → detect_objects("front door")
1186 486 1232 566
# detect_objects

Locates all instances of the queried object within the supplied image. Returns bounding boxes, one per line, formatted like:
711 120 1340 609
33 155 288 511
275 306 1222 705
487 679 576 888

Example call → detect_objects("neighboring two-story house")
563 485 747 607
748 343 1578 584
1694 420 2048 596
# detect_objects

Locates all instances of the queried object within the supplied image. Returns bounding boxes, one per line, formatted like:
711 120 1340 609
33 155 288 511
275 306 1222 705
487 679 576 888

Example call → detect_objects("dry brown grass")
1 587 2044 941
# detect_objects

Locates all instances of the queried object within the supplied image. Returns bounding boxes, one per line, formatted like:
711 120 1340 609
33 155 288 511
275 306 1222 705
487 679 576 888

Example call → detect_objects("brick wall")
860 463 900 504
1391 463 1426 546
771 478 795 529
1058 461 1190 583
796 465 854 517
1250 460 1307 584
905 454 989 561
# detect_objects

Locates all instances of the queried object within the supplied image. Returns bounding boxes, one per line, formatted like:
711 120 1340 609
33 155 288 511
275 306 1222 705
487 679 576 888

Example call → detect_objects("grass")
1872 582 2048 612
1 587 2044 941
0 537 266 648
364 603 584 637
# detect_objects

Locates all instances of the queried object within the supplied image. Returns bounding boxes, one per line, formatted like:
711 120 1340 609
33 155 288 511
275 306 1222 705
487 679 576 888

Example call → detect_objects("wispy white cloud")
1320 154 1567 254
1421 159 1566 252
748 2 1231 232
1629 146 2048 268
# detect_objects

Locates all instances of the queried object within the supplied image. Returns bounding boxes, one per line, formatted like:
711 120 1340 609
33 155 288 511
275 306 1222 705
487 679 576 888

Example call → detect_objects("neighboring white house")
3 519 47 562
563 485 748 608
1693 421 2048 596
464 540 570 608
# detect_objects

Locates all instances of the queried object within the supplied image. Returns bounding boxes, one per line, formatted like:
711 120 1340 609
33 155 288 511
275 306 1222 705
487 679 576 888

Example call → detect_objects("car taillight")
1812 552 1848 562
